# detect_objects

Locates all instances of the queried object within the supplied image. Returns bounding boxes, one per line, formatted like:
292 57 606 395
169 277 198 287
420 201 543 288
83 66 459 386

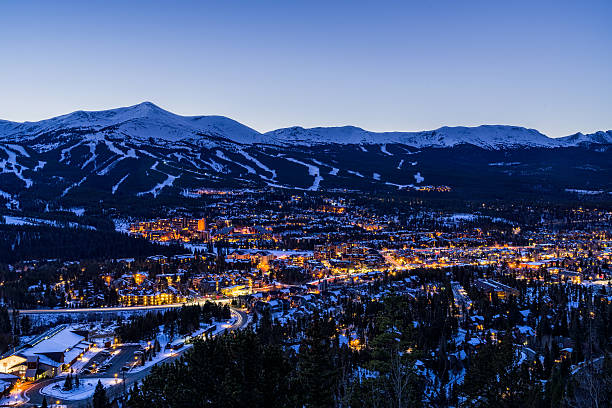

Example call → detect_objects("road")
17 297 230 315
379 250 407 270
19 307 249 407
23 345 139 407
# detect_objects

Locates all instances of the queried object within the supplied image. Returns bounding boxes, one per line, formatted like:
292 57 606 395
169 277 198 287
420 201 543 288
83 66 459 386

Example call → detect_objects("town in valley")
2 1 612 406
1 190 611 407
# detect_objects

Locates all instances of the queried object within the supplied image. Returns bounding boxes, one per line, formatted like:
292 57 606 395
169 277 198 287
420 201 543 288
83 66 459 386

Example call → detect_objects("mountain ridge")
0 102 610 205
1 102 611 149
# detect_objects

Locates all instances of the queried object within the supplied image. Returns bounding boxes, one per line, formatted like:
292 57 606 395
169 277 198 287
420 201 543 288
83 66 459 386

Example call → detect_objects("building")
130 217 208 242
0 325 90 380
474 279 519 300
118 288 187 306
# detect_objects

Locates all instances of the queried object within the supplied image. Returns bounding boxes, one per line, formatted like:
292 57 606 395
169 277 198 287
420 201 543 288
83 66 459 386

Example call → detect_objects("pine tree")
92 380 109 408
20 315 31 335
41 396 48 408
63 373 72 391
297 317 338 408
127 383 144 408
74 374 80 388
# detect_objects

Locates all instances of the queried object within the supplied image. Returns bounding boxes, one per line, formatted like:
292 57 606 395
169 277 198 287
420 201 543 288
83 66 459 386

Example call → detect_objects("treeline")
272 267 311 284
0 224 184 263
0 306 18 354
125 298 612 408
116 303 231 342
126 310 427 408
0 260 120 309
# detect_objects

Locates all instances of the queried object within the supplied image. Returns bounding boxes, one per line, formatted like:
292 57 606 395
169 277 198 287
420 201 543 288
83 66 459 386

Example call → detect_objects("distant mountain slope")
265 125 560 148
0 102 265 146
0 102 610 208
1 101 610 149
557 130 612 146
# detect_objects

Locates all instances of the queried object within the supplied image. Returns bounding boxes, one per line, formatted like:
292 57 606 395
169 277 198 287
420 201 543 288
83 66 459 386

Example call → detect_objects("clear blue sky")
1 0 610 136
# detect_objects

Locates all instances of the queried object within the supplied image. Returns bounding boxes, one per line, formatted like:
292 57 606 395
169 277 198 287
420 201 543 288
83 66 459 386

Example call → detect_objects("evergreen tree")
297 317 338 408
20 315 31 335
127 382 144 408
63 374 72 391
0 307 11 333
92 380 109 408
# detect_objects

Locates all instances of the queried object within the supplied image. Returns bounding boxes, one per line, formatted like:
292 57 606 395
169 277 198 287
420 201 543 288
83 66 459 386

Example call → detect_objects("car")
81 369 91 375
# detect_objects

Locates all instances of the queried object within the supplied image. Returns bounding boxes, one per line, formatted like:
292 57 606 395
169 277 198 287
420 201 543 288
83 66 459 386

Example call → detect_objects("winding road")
12 307 248 407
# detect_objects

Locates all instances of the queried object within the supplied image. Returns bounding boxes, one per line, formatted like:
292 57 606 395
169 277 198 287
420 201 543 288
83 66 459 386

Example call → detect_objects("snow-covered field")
0 390 27 407
2 215 95 230
41 378 120 401
565 188 605 195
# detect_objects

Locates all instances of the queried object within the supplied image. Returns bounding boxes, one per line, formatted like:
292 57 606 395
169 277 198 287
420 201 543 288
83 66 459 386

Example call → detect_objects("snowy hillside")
1 102 610 149
265 125 560 149
0 102 610 206
0 102 265 146
557 130 612 146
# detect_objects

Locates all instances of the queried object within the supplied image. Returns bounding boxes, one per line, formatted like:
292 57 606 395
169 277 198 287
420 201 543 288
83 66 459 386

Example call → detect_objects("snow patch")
381 144 392 156
285 157 323 191
347 170 364 178
41 378 119 401
112 174 130 194
137 173 180 197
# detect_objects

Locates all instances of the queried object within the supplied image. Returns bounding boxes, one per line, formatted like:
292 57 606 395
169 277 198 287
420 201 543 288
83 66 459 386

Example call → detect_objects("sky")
0 0 610 137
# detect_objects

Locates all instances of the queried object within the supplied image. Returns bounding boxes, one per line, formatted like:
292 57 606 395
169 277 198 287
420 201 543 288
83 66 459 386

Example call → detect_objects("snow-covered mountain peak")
265 124 559 148
50 101 183 128
0 102 267 145
557 130 612 146
1 103 611 149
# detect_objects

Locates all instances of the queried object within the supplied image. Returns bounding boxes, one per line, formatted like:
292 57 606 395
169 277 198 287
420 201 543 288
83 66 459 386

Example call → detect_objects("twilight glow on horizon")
0 0 610 137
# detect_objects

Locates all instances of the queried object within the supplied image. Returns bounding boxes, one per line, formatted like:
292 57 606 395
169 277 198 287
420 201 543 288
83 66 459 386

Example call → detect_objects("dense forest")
115 303 232 342
0 223 184 263
122 267 612 408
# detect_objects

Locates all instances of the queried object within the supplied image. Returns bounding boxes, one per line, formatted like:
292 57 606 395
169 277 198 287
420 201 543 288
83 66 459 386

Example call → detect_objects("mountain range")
1 102 611 148
0 102 611 209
